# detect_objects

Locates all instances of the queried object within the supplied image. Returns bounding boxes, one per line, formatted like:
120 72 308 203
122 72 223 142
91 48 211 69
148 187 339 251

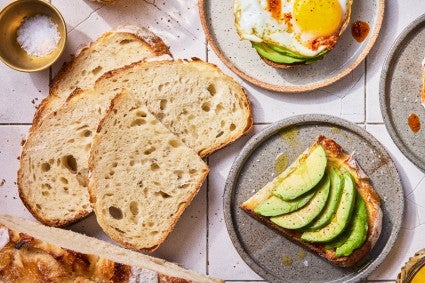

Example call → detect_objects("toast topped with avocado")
240 136 382 267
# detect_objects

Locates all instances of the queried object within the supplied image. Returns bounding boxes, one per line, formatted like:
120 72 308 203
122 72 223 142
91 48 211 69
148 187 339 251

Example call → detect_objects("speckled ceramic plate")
380 14 425 172
199 0 384 92
224 115 403 283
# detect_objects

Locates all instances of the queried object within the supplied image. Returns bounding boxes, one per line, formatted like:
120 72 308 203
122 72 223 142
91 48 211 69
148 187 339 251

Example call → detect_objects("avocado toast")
240 136 382 267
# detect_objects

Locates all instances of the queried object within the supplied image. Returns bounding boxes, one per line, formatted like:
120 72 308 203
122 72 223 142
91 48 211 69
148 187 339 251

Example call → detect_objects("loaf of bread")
0 214 222 282
94 59 253 157
89 93 209 252
240 136 382 267
18 59 251 228
33 27 172 126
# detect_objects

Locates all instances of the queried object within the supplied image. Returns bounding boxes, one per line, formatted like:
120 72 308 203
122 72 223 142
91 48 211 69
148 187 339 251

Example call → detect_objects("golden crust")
240 135 382 267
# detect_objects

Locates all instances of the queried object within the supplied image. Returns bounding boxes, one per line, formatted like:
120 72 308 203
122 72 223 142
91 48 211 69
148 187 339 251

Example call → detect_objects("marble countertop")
1 0 425 282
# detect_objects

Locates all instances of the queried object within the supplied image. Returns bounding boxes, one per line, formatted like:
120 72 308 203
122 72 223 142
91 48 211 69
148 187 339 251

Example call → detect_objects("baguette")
0 214 222 283
88 93 209 252
33 27 172 126
240 136 382 267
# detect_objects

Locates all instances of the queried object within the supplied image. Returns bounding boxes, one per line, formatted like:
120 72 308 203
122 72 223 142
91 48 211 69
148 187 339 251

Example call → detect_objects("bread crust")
0 214 223 282
240 135 382 267
32 28 172 128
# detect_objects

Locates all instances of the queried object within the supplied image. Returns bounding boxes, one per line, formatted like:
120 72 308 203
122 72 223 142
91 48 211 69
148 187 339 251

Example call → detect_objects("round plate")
199 0 384 92
224 115 403 282
380 14 425 172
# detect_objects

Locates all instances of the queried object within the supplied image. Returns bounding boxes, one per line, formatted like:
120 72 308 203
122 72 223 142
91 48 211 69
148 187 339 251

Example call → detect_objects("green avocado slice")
300 172 356 243
270 174 330 229
252 42 330 65
254 188 317 217
335 194 368 257
273 145 327 201
305 166 344 231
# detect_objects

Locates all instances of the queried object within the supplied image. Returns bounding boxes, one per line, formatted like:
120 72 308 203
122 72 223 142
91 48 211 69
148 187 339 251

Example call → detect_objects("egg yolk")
293 0 343 37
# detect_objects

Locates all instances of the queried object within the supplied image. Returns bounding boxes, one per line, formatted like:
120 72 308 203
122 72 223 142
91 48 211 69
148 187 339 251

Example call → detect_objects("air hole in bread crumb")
136 111 147 117
112 162 118 168
168 139 181 148
119 39 133 45
68 139 75 143
137 180 143 188
61 155 78 174
63 187 69 193
109 206 123 220
207 84 216 96
36 204 41 210
150 231 159 235
130 118 146 127
144 147 156 155
91 66 102 75
85 144 91 152
60 177 68 184
150 120 158 125
202 102 211 112
230 123 236 131
159 99 167 110
41 183 52 190
155 191 171 199
130 201 139 216
215 103 224 114
174 170 184 180
151 163 160 171
189 169 197 174
216 131 224 138
41 162 50 172
147 222 154 228
42 191 49 196
130 160 135 166
81 130 92 137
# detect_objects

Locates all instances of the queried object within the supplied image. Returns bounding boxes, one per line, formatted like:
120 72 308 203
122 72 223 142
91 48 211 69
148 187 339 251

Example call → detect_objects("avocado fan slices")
250 143 369 258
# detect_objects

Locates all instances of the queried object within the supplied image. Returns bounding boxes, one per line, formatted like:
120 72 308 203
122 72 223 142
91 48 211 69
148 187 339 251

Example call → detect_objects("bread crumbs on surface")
0 179 5 186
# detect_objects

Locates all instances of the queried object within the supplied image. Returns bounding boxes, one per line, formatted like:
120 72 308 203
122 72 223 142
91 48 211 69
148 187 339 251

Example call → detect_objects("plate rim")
223 114 404 282
198 0 385 93
379 13 425 172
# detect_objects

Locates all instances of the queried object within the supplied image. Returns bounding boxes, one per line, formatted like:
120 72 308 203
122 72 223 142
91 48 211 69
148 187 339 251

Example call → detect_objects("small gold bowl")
0 0 67 72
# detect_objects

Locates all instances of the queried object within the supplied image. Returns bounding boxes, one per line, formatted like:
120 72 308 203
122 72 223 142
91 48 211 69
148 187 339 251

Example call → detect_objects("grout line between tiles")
0 123 32 126
364 56 367 124
206 156 210 276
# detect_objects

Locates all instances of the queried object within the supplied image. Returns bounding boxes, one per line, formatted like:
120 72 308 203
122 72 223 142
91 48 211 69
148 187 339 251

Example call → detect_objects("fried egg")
234 0 353 57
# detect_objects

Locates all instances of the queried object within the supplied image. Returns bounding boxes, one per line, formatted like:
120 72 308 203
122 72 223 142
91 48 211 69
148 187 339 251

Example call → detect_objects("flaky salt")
17 14 61 57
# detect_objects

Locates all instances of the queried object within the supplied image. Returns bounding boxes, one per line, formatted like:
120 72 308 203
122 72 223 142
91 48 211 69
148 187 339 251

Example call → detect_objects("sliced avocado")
300 172 356 243
252 42 307 64
335 194 368 257
252 42 330 65
270 174 330 229
305 166 344 231
254 189 317 217
273 145 327 201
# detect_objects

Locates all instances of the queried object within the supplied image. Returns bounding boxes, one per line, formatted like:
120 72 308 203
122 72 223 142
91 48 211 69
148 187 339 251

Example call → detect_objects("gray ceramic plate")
199 0 384 92
380 14 425 172
224 115 403 283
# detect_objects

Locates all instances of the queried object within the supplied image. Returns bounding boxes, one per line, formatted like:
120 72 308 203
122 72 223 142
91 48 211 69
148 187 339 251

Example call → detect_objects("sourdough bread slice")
18 87 123 227
89 93 209 252
33 27 172 126
94 59 253 157
0 214 222 282
240 136 382 267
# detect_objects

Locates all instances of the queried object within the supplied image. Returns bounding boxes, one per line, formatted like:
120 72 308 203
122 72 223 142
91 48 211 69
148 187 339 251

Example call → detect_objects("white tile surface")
1 0 425 281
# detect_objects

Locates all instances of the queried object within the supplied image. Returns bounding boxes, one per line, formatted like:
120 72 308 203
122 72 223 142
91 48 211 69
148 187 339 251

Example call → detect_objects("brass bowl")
0 0 67 72
397 249 425 283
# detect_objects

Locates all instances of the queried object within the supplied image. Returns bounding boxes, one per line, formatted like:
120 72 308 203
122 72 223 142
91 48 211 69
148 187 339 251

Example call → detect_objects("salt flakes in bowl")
17 14 61 57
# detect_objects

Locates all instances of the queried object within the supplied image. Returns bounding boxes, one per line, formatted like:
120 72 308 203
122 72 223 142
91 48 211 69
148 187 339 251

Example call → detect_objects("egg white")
234 0 352 57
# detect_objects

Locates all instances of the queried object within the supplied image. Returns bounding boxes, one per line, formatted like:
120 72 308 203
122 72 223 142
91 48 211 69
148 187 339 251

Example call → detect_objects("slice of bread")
240 136 382 267
33 27 172 126
94 59 253 157
88 93 209 252
18 87 123 227
0 214 222 282
18 59 251 228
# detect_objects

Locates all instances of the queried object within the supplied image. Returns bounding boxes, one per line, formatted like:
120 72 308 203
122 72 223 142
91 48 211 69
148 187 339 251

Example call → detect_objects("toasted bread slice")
0 214 222 282
240 136 382 267
88 93 209 252
33 27 172 126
